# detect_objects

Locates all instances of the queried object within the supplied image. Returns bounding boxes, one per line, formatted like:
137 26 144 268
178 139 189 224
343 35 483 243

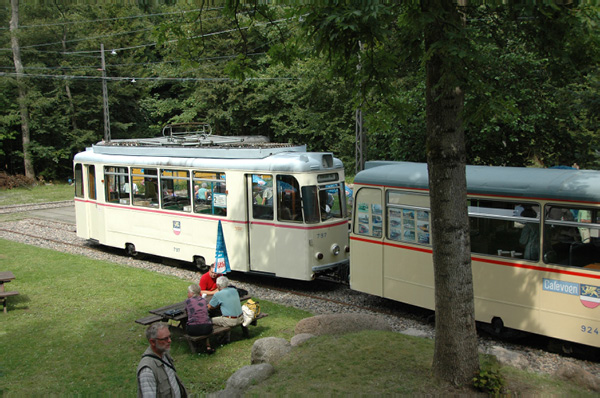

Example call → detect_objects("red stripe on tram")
350 235 600 280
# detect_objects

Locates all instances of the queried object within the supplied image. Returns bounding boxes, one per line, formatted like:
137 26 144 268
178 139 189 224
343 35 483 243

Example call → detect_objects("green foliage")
0 3 599 179
0 239 311 396
472 363 507 394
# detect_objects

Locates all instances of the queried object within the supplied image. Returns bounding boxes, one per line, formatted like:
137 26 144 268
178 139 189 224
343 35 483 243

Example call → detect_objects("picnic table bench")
0 271 19 314
183 313 269 354
135 294 267 353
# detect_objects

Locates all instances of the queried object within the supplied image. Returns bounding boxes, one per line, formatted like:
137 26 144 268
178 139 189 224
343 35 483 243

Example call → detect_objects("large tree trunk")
10 0 34 179
424 1 479 385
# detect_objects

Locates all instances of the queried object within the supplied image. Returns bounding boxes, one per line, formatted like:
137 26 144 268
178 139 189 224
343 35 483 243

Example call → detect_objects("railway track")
1 201 600 377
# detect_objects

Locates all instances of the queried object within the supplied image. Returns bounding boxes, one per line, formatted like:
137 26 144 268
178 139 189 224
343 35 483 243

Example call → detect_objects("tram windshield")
302 183 346 223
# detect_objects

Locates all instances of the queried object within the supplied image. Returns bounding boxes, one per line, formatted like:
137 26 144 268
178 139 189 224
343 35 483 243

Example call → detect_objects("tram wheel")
126 243 138 257
194 256 209 273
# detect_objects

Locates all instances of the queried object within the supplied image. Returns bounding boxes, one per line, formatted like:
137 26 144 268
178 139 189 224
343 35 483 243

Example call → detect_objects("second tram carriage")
350 161 600 348
73 132 349 281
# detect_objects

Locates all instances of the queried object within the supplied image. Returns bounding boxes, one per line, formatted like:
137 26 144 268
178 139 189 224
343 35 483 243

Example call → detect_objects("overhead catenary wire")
1 15 295 57
0 52 268 71
0 13 230 52
0 72 299 82
0 7 224 30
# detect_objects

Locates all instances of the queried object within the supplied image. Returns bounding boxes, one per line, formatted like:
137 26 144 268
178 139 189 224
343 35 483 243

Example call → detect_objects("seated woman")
185 284 215 354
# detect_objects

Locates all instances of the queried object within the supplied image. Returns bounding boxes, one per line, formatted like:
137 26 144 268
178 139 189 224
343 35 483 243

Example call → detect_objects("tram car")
350 161 600 348
73 125 349 281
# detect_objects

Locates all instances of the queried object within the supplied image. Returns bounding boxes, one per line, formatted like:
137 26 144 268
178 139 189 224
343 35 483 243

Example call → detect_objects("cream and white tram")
351 161 600 348
73 134 349 281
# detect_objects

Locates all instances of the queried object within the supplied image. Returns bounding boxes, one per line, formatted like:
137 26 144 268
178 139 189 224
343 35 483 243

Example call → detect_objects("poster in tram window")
388 209 403 241
371 204 382 237
402 209 416 242
357 202 370 235
417 210 430 244
213 193 227 208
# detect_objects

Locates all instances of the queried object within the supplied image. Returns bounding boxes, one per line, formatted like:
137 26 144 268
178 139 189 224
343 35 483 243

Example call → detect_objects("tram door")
84 165 104 240
349 187 384 296
247 174 277 275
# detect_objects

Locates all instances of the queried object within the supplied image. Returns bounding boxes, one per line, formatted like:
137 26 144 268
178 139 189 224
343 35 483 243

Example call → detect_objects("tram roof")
74 141 343 173
355 161 600 204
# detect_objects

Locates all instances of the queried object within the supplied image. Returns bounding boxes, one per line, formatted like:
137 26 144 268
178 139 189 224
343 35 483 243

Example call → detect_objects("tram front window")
302 186 320 224
302 184 345 223
320 184 344 221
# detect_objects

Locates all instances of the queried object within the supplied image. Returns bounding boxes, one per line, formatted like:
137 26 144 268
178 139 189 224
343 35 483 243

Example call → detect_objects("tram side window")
353 187 383 237
161 170 191 212
468 200 540 261
277 175 302 222
87 165 96 200
252 174 273 220
74 164 83 198
131 168 158 208
543 205 600 268
104 166 130 204
193 171 227 216
387 207 430 244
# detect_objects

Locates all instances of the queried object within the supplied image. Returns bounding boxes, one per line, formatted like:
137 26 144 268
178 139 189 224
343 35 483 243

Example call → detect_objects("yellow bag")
245 299 260 318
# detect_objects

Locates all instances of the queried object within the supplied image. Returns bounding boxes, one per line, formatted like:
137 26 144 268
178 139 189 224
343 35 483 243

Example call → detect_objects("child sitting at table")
185 284 215 354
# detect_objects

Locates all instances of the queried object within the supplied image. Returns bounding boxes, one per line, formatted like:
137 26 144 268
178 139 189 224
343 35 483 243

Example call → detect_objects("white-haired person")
197 183 209 200
185 284 215 354
137 322 187 398
207 276 248 342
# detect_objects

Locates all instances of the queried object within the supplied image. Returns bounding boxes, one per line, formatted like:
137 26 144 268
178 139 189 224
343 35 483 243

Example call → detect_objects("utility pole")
355 108 366 173
355 41 366 174
100 43 111 142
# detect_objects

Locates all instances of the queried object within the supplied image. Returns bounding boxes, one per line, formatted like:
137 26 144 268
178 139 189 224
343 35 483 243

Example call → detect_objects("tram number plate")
316 232 327 239
581 325 599 335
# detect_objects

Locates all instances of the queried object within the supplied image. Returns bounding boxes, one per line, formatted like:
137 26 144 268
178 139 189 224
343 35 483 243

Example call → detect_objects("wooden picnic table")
136 294 251 327
0 271 19 313
136 294 266 354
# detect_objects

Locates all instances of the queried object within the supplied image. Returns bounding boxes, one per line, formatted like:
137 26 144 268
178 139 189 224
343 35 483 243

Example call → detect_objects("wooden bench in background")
183 313 269 354
135 314 164 326
0 291 19 314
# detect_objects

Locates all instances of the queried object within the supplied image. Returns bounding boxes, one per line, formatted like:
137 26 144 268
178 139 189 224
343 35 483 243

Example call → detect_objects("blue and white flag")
214 220 231 274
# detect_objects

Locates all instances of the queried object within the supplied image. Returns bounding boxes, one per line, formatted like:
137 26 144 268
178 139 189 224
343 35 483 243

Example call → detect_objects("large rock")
294 313 392 336
486 346 529 370
251 337 292 364
291 333 315 347
209 364 274 398
556 362 600 392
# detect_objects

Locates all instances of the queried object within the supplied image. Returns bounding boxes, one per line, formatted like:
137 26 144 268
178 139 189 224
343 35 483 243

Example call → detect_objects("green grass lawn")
1 237 597 396
0 183 74 206
0 239 309 395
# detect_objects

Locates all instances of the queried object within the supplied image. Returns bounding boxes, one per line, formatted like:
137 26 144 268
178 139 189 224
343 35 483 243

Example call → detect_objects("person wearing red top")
199 266 221 296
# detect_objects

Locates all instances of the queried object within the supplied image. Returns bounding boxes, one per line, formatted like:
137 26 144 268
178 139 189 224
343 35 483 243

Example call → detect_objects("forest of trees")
1 3 598 181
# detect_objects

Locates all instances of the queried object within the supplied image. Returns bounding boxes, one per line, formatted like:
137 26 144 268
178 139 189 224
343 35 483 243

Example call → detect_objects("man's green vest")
137 346 188 398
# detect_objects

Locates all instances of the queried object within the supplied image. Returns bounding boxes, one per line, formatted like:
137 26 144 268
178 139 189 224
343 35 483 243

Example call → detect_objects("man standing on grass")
137 322 187 398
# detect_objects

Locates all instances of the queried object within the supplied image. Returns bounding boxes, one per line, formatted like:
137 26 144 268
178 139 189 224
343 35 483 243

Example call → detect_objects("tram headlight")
331 244 341 256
